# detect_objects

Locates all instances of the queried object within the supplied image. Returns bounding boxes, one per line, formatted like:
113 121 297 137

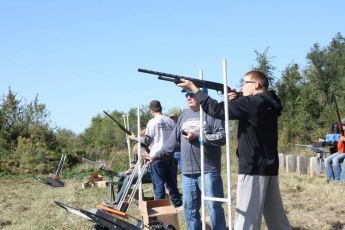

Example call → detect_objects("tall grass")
1 161 345 229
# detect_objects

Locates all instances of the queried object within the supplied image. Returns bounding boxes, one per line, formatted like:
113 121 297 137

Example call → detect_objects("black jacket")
194 90 282 176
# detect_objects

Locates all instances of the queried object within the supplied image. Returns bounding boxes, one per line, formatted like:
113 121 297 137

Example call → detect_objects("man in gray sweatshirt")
146 89 226 230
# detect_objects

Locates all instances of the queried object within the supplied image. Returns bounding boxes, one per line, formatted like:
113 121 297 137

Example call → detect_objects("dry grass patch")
0 171 345 229
278 173 345 230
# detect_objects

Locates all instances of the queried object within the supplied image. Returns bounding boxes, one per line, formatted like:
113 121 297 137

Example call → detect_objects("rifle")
82 157 120 206
103 111 150 153
332 95 344 136
295 144 329 155
54 201 143 230
104 111 132 136
82 157 119 178
138 68 237 94
332 95 345 153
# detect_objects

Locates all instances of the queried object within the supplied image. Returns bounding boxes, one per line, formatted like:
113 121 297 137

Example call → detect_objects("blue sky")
1 1 344 134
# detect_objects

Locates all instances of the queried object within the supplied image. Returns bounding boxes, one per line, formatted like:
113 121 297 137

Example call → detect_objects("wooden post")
278 153 285 173
309 157 321 177
297 155 307 175
286 155 297 173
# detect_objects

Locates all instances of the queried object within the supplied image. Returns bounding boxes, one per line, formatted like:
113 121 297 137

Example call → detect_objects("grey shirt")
155 108 226 174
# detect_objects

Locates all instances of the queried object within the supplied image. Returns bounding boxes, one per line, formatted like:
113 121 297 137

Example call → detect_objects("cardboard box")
94 180 109 188
139 198 181 230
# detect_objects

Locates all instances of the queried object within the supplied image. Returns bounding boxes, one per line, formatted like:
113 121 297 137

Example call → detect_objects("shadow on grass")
330 221 345 230
0 220 12 228
292 221 345 230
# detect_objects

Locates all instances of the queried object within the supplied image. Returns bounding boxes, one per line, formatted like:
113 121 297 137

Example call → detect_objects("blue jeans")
340 161 345 182
150 157 182 207
182 172 226 230
325 153 345 181
174 152 181 171
115 168 152 204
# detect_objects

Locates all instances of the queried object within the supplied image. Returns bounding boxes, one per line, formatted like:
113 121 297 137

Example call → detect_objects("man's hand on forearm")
182 130 197 142
228 91 238 100
144 155 156 165
177 79 199 93
128 133 137 141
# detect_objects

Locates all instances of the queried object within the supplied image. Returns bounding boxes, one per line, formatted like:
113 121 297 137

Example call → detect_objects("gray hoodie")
155 108 226 174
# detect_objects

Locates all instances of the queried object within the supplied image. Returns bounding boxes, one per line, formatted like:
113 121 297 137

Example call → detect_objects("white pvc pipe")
203 196 229 202
222 58 232 229
137 105 142 202
199 69 206 230
116 157 141 210
123 114 132 165
199 60 232 229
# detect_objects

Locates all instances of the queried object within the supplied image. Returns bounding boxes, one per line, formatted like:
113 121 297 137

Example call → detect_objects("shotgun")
103 111 150 153
82 157 119 177
138 68 239 95
332 94 345 152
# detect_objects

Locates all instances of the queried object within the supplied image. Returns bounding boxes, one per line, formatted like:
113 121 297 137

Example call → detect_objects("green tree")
0 88 24 153
304 33 345 131
276 33 345 152
0 90 62 174
253 47 277 89
276 63 307 150
127 105 151 131
167 107 184 119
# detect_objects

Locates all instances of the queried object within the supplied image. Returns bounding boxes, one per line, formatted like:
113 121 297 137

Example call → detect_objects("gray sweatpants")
234 175 291 230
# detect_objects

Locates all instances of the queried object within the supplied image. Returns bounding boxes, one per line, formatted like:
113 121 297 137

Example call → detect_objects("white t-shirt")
145 114 175 157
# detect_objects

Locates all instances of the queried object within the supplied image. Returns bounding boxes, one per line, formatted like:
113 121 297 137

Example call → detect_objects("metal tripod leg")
55 154 66 177
116 159 148 213
107 175 116 205
124 163 148 211
116 159 142 210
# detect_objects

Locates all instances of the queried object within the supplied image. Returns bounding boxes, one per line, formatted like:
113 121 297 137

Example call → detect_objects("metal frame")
123 114 132 165
114 105 146 213
200 59 232 229
33 154 66 187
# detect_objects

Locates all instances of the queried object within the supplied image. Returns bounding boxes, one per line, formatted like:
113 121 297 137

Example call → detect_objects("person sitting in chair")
324 122 345 182
115 130 152 204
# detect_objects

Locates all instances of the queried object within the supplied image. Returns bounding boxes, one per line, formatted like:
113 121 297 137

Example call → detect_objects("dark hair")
244 70 269 89
149 100 162 112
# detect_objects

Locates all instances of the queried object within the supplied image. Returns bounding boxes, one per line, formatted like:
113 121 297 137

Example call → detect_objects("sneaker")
173 199 182 208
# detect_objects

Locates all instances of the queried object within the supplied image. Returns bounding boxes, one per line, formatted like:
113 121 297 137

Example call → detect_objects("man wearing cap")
139 100 182 207
145 89 227 230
